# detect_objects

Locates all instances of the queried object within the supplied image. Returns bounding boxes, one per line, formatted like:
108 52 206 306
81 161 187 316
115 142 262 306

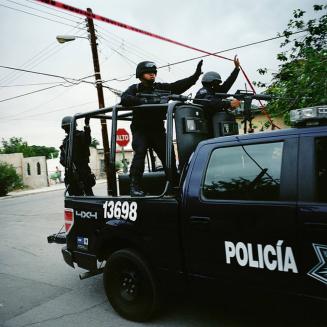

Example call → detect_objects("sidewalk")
0 179 107 200
0 183 66 200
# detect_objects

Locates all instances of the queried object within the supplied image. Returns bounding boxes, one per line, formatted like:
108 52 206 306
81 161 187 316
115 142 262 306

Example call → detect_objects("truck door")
182 135 300 292
298 132 327 300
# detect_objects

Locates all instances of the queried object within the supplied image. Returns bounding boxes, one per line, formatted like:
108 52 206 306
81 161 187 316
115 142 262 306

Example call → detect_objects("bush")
0 162 23 196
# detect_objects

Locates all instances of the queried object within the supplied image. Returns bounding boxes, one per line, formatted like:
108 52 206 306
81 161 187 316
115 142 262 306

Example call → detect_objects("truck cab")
50 100 327 322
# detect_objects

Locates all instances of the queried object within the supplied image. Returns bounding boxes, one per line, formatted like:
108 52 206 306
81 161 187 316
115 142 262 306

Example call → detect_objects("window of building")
315 137 327 202
37 162 41 175
202 142 283 201
27 163 31 176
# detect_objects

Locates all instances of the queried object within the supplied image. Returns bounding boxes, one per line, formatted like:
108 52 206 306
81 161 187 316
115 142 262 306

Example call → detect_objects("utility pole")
86 8 112 194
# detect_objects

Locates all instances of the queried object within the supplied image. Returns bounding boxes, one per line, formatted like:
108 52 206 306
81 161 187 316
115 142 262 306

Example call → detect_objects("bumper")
62 246 75 268
61 246 97 271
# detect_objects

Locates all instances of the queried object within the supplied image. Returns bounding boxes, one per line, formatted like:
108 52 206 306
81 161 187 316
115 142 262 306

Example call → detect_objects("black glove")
194 60 203 77
85 117 90 126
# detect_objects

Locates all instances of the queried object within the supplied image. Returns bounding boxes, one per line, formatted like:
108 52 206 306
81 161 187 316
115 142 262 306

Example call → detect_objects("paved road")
0 187 326 327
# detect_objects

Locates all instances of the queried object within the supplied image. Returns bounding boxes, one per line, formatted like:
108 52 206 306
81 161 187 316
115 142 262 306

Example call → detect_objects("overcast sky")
0 0 319 149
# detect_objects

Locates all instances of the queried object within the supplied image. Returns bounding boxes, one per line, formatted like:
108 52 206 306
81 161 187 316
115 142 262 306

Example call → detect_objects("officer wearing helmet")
60 116 95 196
121 60 203 196
194 55 241 129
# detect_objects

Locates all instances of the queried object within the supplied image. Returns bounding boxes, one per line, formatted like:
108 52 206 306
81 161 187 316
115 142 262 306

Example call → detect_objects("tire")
103 249 159 322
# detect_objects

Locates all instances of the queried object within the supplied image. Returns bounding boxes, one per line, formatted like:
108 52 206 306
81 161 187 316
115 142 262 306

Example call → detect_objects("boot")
130 176 145 197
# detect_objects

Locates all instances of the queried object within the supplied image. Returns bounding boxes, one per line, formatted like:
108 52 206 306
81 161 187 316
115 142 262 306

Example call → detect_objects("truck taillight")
64 208 74 234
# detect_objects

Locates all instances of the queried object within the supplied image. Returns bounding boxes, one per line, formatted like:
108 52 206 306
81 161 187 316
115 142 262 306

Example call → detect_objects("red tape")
36 0 277 128
36 0 231 60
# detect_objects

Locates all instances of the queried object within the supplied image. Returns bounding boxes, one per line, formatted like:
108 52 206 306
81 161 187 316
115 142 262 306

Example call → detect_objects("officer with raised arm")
121 60 203 196
194 56 241 132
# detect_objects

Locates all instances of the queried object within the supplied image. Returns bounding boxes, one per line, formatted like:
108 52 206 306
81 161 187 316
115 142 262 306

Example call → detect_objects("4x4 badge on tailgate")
308 244 327 285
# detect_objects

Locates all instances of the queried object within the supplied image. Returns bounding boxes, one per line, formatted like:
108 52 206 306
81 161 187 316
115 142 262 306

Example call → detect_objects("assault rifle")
137 90 273 134
214 90 272 133
136 90 190 104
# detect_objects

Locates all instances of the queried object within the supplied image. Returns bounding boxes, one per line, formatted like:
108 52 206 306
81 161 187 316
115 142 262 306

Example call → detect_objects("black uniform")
194 68 240 113
121 73 200 181
60 126 95 196
194 68 240 135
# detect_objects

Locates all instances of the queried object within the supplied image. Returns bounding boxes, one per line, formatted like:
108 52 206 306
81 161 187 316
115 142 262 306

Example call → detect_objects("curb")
0 184 66 200
0 179 107 200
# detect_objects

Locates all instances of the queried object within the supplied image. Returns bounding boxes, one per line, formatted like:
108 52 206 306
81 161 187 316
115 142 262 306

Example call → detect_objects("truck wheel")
103 249 159 321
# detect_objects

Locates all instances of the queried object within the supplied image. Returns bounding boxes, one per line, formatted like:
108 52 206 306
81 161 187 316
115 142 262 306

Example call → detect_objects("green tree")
90 137 100 148
0 137 58 159
256 4 327 124
0 162 23 196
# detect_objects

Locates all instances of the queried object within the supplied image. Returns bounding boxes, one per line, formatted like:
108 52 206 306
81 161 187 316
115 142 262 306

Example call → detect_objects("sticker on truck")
103 200 138 221
307 243 327 285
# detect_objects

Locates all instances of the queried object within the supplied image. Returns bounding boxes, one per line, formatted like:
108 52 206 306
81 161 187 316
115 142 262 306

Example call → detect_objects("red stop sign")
116 128 130 147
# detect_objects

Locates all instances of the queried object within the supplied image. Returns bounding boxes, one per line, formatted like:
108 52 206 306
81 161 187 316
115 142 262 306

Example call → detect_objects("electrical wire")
100 29 309 84
0 3 85 29
0 65 95 85
27 0 80 20
1 83 83 119
3 0 82 24
0 81 67 88
96 25 188 77
0 84 68 103
156 29 309 70
0 66 97 103
0 20 86 86
0 100 97 122
0 64 123 103
97 35 138 66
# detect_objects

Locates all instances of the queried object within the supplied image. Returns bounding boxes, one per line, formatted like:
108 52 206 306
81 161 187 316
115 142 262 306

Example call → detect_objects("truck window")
315 137 327 202
202 142 283 201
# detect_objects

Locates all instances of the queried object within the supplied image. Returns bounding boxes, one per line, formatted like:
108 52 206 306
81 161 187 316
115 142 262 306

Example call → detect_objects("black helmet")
202 71 222 85
61 116 73 130
136 61 157 78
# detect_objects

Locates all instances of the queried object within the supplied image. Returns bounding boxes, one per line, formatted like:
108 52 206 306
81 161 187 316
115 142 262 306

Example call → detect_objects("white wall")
22 156 49 189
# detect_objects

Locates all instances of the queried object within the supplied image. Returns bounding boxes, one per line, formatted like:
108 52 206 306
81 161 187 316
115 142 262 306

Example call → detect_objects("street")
0 187 326 327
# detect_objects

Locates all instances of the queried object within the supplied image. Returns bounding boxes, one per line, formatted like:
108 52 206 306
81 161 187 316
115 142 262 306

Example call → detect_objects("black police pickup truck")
49 97 327 321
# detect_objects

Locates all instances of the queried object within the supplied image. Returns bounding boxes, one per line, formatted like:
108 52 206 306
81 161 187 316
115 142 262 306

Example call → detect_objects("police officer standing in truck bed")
194 56 241 128
121 60 203 196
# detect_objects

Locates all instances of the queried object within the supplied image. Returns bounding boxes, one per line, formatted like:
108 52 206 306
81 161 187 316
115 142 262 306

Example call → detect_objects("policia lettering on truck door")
120 60 203 197
194 55 241 135
60 116 95 196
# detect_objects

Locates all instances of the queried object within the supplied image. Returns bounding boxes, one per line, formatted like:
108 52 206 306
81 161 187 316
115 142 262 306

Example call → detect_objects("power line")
0 65 123 101
0 44 66 86
0 65 95 85
97 35 138 66
1 84 79 119
101 29 309 83
157 29 309 68
0 66 97 103
4 0 82 24
96 25 188 77
0 16 86 86
0 3 85 29
0 81 65 87
0 84 65 103
0 101 97 122
27 0 80 19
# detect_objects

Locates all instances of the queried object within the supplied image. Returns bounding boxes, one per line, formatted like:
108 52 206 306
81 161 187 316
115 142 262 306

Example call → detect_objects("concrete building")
0 153 49 189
